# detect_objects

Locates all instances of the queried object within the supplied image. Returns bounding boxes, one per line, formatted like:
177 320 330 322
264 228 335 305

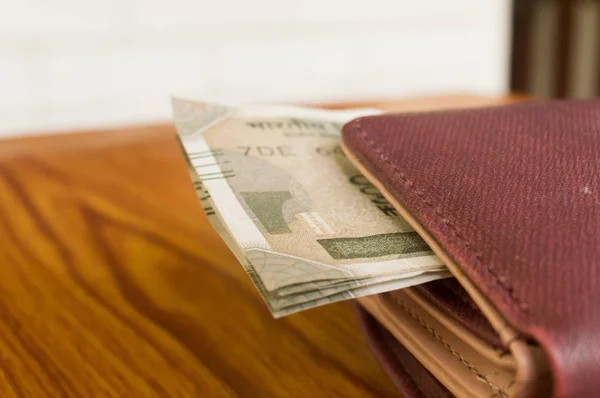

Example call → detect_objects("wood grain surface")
0 95 517 397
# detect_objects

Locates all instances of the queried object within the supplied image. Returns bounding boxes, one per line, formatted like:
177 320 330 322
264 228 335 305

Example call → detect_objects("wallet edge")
341 138 550 398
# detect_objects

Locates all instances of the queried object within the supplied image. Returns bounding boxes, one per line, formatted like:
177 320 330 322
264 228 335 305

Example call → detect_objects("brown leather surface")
354 304 453 398
346 140 551 397
342 100 600 398
415 280 502 349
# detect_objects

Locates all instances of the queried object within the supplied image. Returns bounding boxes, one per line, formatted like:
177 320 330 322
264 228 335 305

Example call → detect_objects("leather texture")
343 100 600 398
358 290 519 398
415 280 502 349
354 304 453 398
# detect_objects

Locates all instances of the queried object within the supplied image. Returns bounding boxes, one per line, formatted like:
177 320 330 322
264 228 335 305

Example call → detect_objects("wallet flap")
342 100 600 398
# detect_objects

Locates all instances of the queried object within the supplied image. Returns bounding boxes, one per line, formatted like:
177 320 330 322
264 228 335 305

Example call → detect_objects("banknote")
194 182 450 317
173 98 448 316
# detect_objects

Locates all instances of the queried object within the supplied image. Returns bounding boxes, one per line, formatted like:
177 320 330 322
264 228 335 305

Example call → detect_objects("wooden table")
0 95 518 397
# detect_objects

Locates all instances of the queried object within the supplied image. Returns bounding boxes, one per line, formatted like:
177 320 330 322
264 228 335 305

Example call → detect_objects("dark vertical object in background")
555 0 575 97
511 0 600 98
510 0 535 93
597 1 600 96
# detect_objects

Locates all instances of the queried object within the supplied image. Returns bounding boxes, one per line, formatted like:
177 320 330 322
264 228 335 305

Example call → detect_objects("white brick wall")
0 0 511 136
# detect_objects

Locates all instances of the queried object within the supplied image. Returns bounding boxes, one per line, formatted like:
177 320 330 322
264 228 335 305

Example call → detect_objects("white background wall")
0 0 511 135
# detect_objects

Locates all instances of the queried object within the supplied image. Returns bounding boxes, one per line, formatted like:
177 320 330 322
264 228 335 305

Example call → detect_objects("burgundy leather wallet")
341 100 600 398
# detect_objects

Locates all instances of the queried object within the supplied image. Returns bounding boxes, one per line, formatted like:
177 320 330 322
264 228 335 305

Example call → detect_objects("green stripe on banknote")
241 191 292 234
317 232 430 260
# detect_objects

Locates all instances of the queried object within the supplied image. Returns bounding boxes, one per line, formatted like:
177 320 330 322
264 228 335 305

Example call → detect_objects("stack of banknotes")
173 98 450 317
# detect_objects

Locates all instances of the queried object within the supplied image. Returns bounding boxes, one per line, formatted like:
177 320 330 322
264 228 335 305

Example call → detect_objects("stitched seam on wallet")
392 296 508 398
354 119 528 314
